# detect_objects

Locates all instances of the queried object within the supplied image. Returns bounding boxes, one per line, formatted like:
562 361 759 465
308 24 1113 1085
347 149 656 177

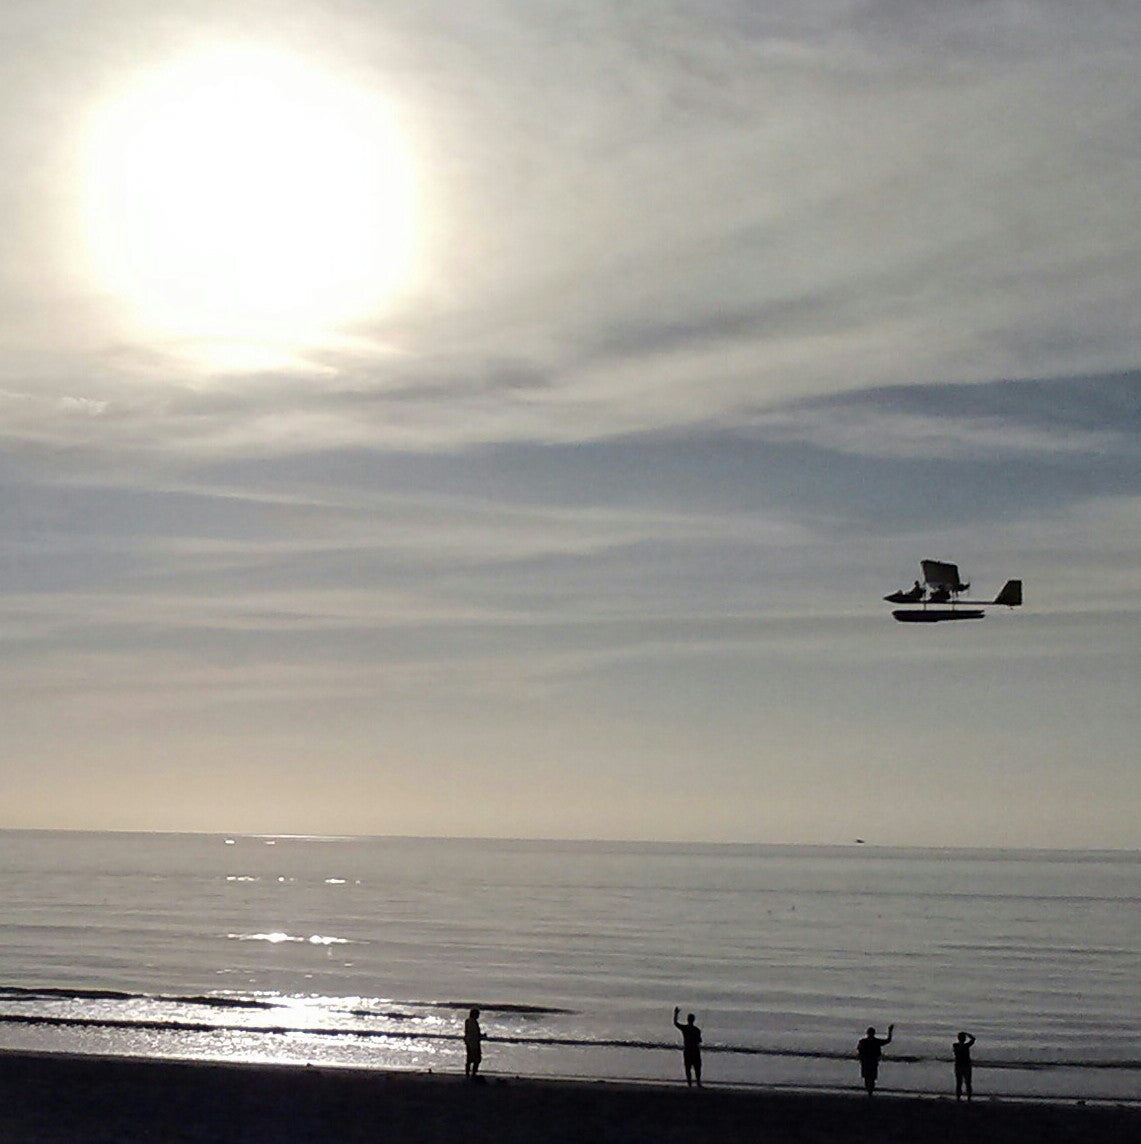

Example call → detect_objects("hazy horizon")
1 827 1137 857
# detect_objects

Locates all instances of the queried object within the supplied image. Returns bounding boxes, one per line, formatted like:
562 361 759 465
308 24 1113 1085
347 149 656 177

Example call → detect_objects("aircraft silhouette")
885 560 1022 623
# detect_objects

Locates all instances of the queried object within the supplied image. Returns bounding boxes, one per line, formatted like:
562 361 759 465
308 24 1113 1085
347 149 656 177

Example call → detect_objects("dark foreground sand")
1 1052 1137 1144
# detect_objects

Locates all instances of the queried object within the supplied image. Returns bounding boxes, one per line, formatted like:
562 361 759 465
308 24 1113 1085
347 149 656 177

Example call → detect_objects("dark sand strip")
1 1051 1137 1143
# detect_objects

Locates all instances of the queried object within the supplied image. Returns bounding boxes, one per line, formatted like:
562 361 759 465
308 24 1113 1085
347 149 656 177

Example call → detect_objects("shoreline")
2 1051 1138 1143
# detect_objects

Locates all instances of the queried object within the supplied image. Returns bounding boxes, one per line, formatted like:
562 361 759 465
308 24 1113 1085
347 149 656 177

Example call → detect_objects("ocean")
0 832 1137 1101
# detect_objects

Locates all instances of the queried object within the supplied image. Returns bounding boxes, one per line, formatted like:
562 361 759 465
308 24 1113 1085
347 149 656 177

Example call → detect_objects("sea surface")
0 832 1137 1101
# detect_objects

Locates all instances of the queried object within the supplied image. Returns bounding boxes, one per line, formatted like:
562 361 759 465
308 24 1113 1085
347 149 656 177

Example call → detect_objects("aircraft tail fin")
994 579 1022 607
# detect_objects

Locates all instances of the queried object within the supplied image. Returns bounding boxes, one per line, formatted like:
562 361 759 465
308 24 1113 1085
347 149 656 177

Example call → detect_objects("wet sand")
1 1051 1137 1143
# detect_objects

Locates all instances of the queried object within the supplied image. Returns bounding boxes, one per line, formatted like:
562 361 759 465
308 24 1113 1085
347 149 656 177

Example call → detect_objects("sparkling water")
0 831 1136 1100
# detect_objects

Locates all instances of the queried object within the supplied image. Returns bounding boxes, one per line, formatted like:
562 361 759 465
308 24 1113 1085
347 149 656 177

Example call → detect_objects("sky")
1 1 1138 847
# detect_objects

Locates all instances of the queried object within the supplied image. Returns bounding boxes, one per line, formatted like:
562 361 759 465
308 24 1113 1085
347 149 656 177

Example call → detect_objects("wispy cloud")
1 1 1138 456
743 373 1141 460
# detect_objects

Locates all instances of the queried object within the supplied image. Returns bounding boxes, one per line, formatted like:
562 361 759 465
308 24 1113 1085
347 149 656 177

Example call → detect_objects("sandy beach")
1 1051 1137 1144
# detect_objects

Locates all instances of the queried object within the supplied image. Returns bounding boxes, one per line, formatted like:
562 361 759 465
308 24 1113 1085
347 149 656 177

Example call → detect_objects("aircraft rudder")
994 579 1022 607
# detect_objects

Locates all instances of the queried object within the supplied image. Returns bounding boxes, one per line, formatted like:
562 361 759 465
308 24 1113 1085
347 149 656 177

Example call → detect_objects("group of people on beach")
857 1024 977 1099
464 1006 977 1099
680 1015 978 1099
668 1013 978 1100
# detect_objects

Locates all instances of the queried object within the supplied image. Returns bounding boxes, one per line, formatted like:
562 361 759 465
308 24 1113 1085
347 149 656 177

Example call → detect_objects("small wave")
0 1014 422 1039
226 932 353 945
348 1009 427 1022
0 986 137 1003
0 986 285 1011
168 994 283 1011
431 1001 576 1016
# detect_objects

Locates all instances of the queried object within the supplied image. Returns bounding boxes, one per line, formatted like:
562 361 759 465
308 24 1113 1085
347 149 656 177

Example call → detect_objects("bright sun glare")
82 46 417 369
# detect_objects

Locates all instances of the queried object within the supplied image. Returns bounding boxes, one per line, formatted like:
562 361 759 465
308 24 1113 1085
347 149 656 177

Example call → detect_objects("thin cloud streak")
743 373 1141 460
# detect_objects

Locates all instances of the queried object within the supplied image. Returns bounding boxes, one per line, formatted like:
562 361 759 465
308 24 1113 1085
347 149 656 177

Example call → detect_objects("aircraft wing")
920 559 961 588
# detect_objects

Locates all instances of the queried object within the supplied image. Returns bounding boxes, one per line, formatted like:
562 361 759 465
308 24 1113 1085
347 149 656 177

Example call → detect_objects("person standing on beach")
673 1006 703 1087
856 1024 893 1096
463 1008 483 1080
953 1030 976 1100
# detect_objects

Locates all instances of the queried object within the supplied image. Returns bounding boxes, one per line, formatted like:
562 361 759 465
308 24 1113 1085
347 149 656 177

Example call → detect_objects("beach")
2 1052 1137 1144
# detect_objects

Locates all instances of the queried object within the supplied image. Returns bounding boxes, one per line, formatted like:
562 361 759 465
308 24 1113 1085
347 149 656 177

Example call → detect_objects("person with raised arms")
673 1007 703 1087
856 1023 894 1096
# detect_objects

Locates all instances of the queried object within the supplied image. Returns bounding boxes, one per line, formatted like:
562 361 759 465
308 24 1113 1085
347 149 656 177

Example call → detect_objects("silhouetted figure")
928 584 950 603
464 1008 483 1079
856 1024 893 1096
884 581 924 604
953 1030 976 1100
673 1007 702 1087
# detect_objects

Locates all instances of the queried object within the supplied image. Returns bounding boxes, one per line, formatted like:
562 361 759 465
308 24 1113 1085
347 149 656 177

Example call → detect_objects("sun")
81 46 418 369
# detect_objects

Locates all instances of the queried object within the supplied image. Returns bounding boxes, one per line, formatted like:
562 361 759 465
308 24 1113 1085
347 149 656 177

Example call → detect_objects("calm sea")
0 832 1136 1101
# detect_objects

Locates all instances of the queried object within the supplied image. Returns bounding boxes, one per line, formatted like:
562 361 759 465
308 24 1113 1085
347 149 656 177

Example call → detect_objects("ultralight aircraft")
885 560 1022 623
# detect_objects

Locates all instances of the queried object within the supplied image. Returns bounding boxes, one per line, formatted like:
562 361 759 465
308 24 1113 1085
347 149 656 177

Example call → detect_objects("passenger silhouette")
463 1007 483 1079
884 581 924 604
856 1024 893 1096
953 1030 976 1100
673 1006 703 1087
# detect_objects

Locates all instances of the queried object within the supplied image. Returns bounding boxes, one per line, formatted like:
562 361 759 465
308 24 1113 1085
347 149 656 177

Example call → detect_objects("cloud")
742 372 1141 460
1 1 1137 458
